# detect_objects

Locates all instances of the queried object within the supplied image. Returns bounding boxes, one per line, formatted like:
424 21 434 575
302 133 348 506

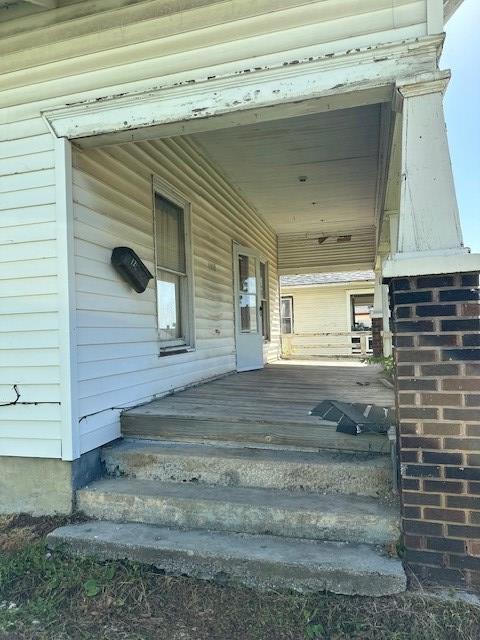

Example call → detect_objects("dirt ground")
1 514 480 640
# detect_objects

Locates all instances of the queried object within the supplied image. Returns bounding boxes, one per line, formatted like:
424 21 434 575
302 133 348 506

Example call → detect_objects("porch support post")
394 76 464 259
384 77 480 587
372 266 392 358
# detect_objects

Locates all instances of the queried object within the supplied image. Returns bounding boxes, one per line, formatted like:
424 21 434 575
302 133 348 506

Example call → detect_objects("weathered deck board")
122 362 394 453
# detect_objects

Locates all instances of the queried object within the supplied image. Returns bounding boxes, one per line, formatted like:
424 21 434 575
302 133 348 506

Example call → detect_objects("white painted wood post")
55 137 79 461
372 264 392 357
381 283 392 357
394 77 464 257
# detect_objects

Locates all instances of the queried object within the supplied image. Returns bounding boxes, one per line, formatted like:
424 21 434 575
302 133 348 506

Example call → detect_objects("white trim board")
54 136 79 461
42 36 443 146
383 252 480 279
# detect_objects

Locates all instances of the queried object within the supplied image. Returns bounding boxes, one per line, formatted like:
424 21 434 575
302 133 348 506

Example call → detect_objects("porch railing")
281 331 373 359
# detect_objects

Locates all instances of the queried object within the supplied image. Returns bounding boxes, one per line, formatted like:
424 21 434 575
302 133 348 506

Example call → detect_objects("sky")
442 0 480 252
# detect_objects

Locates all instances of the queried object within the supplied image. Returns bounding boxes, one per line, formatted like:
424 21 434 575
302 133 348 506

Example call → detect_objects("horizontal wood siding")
73 136 279 454
0 0 432 459
0 116 63 458
281 282 373 357
0 0 429 122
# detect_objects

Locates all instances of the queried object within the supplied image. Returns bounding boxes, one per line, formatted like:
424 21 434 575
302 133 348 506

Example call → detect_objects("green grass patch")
1 539 480 640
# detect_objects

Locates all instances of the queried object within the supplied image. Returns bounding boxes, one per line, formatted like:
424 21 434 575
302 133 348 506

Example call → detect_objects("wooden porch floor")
122 361 395 454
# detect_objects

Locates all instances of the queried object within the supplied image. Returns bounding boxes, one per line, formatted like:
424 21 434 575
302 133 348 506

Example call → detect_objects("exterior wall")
0 117 65 458
281 282 373 357
0 0 432 122
391 272 480 588
0 0 441 462
73 137 279 454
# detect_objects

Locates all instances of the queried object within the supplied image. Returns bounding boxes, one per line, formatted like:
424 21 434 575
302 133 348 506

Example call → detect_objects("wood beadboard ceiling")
193 105 381 238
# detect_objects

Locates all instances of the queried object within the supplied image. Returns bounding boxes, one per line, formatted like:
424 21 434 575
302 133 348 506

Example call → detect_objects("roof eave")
444 0 463 23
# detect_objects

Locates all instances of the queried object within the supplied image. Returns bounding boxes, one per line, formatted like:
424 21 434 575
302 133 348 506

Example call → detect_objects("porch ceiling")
193 105 381 274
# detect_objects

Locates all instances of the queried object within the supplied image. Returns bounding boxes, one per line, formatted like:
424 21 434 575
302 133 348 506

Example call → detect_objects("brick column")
371 317 384 358
390 272 480 587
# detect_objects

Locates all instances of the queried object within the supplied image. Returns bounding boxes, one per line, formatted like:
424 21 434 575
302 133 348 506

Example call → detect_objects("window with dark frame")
281 295 294 334
154 191 192 349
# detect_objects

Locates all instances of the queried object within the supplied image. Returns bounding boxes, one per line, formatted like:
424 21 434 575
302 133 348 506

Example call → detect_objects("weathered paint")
73 136 280 454
0 0 459 461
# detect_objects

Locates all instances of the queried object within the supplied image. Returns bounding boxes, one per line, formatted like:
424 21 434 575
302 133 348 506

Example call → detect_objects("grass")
1 516 480 640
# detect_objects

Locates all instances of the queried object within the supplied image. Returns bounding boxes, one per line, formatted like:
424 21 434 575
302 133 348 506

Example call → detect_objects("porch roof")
193 106 381 274
281 271 375 288
0 1 463 23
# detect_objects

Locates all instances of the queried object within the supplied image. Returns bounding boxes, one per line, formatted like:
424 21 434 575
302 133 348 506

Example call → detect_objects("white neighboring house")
280 271 376 358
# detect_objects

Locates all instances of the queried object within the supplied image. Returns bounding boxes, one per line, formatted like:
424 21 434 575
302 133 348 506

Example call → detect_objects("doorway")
233 244 266 372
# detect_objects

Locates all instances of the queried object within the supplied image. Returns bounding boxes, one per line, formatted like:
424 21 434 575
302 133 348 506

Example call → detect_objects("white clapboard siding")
281 282 374 357
0 0 430 125
0 116 64 458
73 134 280 454
0 0 435 461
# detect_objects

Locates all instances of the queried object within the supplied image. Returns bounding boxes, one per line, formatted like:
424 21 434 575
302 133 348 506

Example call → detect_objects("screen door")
233 244 264 372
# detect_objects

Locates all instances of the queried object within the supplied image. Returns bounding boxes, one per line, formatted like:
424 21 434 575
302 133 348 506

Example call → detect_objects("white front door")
233 244 264 372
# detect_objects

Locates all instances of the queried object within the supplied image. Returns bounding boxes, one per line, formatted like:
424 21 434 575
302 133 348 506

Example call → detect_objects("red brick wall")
390 272 480 587
371 317 384 358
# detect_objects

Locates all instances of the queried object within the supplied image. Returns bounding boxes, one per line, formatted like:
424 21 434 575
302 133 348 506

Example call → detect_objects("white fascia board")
42 35 443 143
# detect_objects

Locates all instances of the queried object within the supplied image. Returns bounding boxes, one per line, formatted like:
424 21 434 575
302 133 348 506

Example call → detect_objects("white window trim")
259 260 270 343
281 295 294 335
152 176 195 353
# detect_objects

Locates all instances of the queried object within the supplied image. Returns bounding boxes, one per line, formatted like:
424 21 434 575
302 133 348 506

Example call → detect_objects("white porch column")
396 76 463 256
382 74 480 278
372 261 392 357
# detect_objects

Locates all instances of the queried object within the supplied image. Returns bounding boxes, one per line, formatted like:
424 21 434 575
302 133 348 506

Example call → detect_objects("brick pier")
390 272 480 586
371 317 384 358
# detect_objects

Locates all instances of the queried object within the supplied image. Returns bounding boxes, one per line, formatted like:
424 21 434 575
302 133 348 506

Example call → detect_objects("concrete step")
103 439 392 498
77 478 400 546
47 520 406 596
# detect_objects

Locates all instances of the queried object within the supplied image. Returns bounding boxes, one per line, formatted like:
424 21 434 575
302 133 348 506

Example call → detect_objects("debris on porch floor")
1 515 480 640
122 360 394 453
310 400 395 435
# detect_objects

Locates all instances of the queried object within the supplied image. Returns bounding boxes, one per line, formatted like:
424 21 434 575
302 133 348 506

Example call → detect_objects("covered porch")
122 360 394 454
68 90 403 452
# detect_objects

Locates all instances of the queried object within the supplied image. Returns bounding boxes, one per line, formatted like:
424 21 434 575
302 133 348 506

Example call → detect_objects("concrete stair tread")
79 477 396 517
47 520 406 596
102 439 392 498
77 478 399 545
105 439 389 465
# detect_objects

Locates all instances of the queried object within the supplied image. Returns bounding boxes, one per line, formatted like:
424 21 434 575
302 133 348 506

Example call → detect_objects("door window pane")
157 271 182 340
240 293 257 332
238 254 256 293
